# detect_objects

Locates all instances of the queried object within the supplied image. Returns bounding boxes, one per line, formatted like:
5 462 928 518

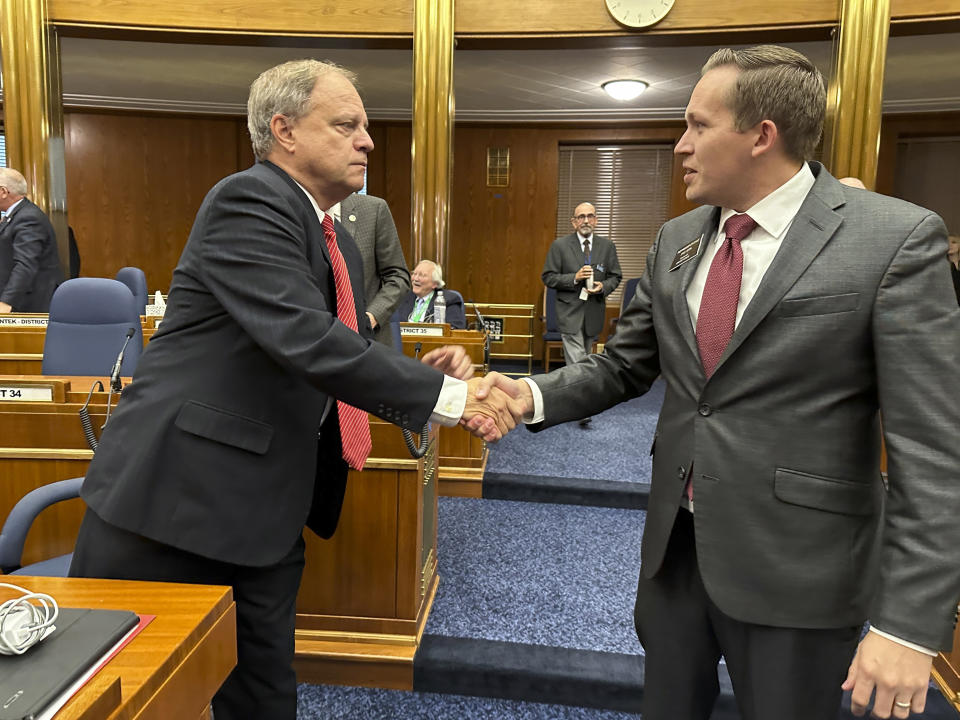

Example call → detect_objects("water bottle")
433 290 446 324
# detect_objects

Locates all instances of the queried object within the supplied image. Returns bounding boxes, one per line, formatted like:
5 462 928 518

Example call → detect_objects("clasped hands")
418 345 532 443
575 265 603 293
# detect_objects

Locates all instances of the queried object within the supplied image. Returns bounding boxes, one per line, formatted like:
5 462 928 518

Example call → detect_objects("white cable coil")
0 582 59 655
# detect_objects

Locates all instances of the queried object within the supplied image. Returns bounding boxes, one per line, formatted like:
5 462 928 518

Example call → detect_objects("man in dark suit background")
542 202 622 366
0 167 63 313
328 192 410 347
477 45 960 720
396 259 467 328
68 59 519 720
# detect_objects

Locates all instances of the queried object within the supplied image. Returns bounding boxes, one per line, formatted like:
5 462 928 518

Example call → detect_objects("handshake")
419 346 534 443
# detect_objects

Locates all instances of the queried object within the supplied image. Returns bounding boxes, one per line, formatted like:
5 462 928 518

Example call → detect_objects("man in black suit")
396 259 467 328
68 60 519 720
542 202 622 365
0 168 63 313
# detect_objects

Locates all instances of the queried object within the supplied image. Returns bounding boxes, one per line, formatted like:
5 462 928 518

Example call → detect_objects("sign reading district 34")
0 385 54 401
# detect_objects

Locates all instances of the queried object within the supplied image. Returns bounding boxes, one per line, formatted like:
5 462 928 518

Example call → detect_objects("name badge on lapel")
669 235 703 272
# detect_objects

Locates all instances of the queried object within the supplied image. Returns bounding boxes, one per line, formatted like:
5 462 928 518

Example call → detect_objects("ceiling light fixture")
601 79 648 101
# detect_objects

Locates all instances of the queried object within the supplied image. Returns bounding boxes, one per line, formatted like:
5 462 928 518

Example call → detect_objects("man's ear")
751 119 779 158
270 113 296 154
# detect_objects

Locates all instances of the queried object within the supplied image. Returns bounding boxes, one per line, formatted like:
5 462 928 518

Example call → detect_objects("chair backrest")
42 278 143 376
115 266 149 314
620 277 642 316
543 287 559 333
441 288 463 306
0 476 83 576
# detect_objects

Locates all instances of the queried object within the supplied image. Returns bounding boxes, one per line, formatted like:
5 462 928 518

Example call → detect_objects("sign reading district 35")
401 325 444 336
0 385 54 401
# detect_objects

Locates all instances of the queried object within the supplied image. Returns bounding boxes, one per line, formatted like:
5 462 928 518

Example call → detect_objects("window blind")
556 144 673 306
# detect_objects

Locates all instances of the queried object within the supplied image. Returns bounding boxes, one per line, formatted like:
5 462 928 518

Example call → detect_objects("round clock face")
605 0 675 28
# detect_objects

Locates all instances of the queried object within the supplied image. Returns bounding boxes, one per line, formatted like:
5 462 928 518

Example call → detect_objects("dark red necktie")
695 213 758 379
321 213 372 471
686 213 757 503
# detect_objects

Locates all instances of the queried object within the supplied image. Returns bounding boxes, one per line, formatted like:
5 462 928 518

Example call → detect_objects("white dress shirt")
295 182 465 427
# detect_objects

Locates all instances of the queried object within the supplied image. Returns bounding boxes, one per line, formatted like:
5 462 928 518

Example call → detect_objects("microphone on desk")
467 300 486 334
110 328 136 393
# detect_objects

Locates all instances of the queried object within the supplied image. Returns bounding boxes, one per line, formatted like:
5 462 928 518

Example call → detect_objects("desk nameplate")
400 324 445 337
0 384 55 402
0 316 48 327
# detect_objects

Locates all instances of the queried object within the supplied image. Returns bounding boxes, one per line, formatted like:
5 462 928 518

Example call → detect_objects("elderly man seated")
396 259 466 328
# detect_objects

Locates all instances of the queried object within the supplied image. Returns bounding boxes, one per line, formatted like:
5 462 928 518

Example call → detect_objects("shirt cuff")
430 375 466 426
868 627 937 657
522 377 544 424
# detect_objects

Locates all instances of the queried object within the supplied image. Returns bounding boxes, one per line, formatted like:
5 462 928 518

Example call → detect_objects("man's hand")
574 265 593 282
843 632 934 718
470 372 534 418
366 312 378 330
0 302 11 313
587 283 604 294
421 345 474 381
460 376 526 442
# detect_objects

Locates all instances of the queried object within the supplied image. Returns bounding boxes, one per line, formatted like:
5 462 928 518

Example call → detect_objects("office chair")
0 477 84 576
42 278 143 377
542 287 564 372
114 266 149 315
607 277 642 338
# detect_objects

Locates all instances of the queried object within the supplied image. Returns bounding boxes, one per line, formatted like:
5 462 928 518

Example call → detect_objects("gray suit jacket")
531 163 960 650
542 232 622 337
0 198 63 312
81 162 444 567
339 193 410 347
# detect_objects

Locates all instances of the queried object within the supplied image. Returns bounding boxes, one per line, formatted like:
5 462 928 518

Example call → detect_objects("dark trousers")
634 509 861 720
69 509 305 720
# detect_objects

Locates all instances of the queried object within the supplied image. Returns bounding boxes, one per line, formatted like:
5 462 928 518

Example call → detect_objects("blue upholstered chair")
0 477 84 576
41 278 143 377
542 286 564 372
607 277 642 339
114 266 149 315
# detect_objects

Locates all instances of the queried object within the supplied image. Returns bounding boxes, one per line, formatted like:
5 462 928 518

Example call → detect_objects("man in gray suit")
542 202 622 366
0 167 63 313
329 192 410 346
67 59 521 720
478 45 960 720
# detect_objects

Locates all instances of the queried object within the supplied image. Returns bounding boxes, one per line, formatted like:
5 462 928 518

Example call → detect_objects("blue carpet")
485 380 664 483
425 496 644 655
297 683 643 718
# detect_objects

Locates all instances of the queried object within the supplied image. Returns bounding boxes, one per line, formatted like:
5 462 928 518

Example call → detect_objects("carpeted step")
483 471 650 509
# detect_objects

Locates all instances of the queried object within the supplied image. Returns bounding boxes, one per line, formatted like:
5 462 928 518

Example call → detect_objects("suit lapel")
0 200 27 239
673 209 719 364
716 171 844 371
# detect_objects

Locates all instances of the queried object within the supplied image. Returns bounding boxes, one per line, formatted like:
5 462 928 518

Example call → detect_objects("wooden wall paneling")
876 112 960 196
237 118 255 170
50 0 415 35
382 124 414 263
64 112 243 292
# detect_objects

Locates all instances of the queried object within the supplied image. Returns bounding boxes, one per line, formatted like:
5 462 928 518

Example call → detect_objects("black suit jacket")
0 198 63 311
81 161 445 566
395 289 467 329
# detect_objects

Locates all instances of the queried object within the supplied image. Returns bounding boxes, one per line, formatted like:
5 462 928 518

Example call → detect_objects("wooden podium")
294 419 439 690
933 615 960 713
398 323 489 497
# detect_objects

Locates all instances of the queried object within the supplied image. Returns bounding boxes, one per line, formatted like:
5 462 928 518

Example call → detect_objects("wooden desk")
0 576 235 720
398 326 489 497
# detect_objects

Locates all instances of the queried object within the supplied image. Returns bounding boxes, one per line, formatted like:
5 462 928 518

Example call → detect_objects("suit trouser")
633 508 861 720
561 329 596 365
69 508 305 720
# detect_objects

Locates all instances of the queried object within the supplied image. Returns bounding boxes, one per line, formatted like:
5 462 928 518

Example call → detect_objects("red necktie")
321 213 372 471
695 213 758 379
686 213 757 503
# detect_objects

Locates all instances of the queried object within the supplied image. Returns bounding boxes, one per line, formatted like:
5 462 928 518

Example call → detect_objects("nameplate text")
0 385 54 401
0 317 48 326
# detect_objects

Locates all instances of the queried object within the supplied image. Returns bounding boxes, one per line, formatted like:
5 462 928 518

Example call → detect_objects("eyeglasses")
574 213 596 222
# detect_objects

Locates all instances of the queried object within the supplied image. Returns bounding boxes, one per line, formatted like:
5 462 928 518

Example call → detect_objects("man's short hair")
247 59 358 160
0 168 28 196
702 45 826 162
419 260 445 289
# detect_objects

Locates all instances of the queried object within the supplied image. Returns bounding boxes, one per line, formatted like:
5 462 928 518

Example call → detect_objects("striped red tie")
321 213 372 471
